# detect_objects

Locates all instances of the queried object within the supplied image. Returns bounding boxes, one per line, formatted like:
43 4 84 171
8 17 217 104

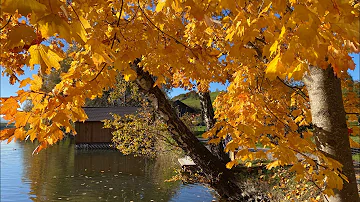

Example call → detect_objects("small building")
75 107 138 144
172 100 196 117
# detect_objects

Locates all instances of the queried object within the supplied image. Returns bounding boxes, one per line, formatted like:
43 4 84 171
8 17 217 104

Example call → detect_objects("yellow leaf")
289 0 296 6
289 163 305 174
267 160 280 170
289 121 298 131
156 0 167 12
288 62 307 81
52 112 74 132
294 115 304 123
291 109 302 117
204 14 213 27
6 25 36 49
349 137 360 148
14 127 26 140
46 137 54 145
225 140 238 152
123 70 137 81
299 119 308 126
28 45 62 74
37 14 72 41
39 46 63 70
2 0 48 16
79 15 91 29
19 78 32 88
269 40 278 57
208 138 221 144
71 21 88 43
30 74 43 91
279 26 286 40
226 160 237 169
88 39 115 65
265 53 285 80
14 111 31 127
28 45 42 68
238 124 255 135
1 97 19 116
258 2 272 17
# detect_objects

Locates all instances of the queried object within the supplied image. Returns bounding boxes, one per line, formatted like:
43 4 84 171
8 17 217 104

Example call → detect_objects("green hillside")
172 91 222 110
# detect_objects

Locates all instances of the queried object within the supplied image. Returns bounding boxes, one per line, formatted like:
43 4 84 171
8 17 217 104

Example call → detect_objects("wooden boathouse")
75 107 138 144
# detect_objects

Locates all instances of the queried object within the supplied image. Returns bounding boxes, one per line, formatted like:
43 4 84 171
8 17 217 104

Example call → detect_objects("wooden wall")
75 121 113 143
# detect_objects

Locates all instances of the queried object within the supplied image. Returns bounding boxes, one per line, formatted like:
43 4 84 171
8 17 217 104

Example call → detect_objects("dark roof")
82 107 138 122
173 100 196 116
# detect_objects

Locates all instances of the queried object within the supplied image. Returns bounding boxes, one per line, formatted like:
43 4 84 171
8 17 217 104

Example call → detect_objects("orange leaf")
32 141 48 155
0 128 16 141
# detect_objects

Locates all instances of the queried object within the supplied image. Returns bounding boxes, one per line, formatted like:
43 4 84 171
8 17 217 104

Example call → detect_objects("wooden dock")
178 156 196 171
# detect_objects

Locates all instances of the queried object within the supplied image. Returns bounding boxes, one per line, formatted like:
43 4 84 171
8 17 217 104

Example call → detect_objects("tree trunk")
198 91 230 163
132 61 264 201
303 66 359 202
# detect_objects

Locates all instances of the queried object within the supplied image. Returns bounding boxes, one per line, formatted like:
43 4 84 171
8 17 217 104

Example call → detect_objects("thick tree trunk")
198 91 230 163
132 62 264 201
303 66 359 202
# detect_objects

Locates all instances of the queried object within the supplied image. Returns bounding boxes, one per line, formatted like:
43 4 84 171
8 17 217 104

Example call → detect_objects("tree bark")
303 66 359 202
132 61 264 201
198 91 231 163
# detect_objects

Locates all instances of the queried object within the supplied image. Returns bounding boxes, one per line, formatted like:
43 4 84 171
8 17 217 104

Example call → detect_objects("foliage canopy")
0 0 359 199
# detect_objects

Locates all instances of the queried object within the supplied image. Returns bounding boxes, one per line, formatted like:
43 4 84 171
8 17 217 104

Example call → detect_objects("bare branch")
277 77 309 100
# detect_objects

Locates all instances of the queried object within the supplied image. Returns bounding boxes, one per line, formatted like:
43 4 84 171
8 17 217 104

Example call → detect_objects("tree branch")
70 5 88 33
277 77 309 100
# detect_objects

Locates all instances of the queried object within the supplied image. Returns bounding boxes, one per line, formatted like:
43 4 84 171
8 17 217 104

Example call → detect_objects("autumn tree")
1 0 359 201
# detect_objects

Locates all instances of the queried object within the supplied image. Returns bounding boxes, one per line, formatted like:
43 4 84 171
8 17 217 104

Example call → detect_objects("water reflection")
1 139 218 201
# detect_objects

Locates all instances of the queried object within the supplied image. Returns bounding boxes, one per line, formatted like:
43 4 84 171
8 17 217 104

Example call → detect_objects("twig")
0 15 13 31
116 0 124 27
89 63 106 82
70 5 88 33
346 112 359 115
277 77 309 100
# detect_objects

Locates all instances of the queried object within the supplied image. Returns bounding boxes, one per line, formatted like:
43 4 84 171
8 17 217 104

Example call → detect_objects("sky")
0 54 359 99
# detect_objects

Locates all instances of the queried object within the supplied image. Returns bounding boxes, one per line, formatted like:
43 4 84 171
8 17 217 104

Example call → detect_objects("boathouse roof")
82 107 139 122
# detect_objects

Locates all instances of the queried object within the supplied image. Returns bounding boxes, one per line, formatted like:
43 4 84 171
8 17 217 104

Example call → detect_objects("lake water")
0 139 218 201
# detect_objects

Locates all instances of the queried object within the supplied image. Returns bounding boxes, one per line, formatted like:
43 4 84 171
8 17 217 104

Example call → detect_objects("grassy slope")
171 91 222 136
180 91 221 110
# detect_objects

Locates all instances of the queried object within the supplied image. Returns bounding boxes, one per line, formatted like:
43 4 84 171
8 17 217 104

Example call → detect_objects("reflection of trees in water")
21 139 75 201
21 139 181 201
